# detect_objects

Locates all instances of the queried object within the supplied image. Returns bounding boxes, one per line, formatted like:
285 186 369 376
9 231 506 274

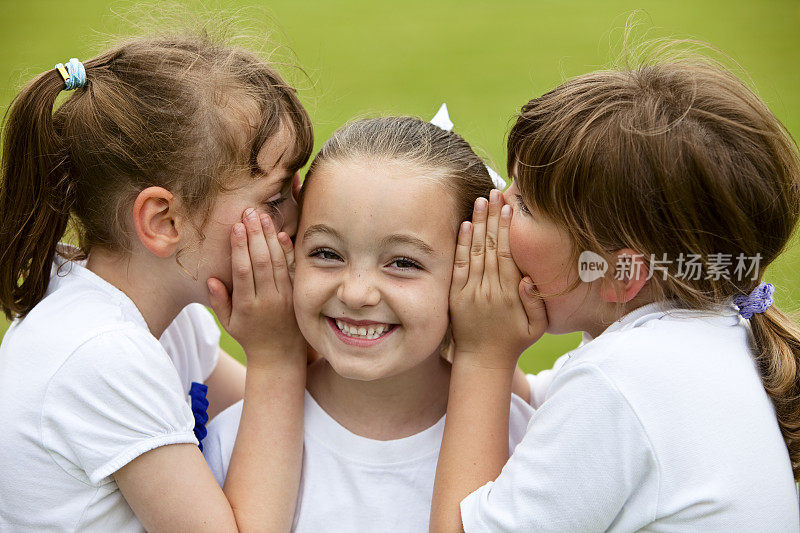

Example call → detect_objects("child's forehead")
305 159 451 210
299 160 458 247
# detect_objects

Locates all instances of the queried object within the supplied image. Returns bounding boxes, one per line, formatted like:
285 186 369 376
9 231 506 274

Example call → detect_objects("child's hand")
449 190 548 369
207 208 304 368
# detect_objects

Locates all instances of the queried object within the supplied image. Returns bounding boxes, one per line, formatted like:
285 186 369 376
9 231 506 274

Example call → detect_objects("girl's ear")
291 171 302 202
132 187 183 258
600 248 649 303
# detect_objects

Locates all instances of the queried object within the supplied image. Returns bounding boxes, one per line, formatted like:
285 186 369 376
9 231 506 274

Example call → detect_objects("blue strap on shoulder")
189 382 210 451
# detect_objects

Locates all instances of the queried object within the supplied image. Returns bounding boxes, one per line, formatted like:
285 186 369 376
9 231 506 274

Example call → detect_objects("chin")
325 356 394 382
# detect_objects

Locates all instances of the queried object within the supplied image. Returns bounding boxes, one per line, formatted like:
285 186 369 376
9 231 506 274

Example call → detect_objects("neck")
85 248 188 338
307 352 451 441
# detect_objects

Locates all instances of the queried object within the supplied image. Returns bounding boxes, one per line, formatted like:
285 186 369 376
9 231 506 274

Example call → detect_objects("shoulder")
166 304 220 338
42 328 188 423
567 310 751 382
56 327 176 380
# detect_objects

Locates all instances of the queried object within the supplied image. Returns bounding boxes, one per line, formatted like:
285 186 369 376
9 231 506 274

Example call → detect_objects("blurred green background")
1 0 799 373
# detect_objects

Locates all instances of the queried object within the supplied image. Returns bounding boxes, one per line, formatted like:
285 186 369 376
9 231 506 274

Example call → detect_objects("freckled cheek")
292 266 333 319
508 217 542 278
385 284 449 331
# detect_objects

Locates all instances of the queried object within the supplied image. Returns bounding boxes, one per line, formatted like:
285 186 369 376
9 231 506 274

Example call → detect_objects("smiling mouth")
325 316 397 342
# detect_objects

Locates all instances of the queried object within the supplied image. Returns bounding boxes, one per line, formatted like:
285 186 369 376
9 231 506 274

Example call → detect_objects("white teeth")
334 319 392 339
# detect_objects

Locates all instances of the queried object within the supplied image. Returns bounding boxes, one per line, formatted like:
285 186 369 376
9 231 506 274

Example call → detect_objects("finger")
498 203 520 283
243 208 273 294
278 231 296 277
484 189 502 285
207 278 232 327
468 197 488 285
278 232 296 284
518 277 548 341
451 221 472 292
261 214 290 293
230 222 255 300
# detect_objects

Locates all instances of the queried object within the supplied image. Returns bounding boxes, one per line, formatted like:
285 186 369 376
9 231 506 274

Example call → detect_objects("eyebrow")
379 234 435 256
302 225 435 256
303 224 344 243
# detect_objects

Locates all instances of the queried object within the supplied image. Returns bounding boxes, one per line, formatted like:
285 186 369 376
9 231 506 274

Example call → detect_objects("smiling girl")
203 116 534 531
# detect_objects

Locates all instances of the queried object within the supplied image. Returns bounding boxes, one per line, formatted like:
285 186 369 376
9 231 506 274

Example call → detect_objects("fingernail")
233 223 245 236
475 198 488 212
261 214 272 229
490 189 498 203
501 204 512 218
460 221 470 234
244 208 257 222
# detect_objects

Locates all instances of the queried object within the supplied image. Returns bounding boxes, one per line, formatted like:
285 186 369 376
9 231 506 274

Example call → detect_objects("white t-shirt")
462 302 800 532
0 253 221 532
203 390 534 531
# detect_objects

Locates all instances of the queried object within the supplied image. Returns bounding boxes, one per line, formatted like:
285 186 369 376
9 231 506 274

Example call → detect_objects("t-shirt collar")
581 300 741 345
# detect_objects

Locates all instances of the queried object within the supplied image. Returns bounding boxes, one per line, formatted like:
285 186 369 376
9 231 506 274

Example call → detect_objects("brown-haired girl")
432 58 800 531
0 34 312 531
203 114 535 531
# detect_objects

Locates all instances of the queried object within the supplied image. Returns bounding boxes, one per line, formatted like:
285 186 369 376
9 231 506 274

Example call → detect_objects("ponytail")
0 34 314 322
748 305 800 480
0 68 76 319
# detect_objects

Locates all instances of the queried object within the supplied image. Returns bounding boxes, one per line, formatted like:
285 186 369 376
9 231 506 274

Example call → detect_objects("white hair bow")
429 103 507 190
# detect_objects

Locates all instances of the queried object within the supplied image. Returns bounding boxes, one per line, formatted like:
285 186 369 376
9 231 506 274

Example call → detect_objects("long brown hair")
508 58 800 478
0 33 313 320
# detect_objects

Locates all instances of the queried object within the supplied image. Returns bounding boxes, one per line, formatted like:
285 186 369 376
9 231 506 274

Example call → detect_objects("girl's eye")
263 194 287 213
309 248 342 262
388 257 422 270
515 194 531 215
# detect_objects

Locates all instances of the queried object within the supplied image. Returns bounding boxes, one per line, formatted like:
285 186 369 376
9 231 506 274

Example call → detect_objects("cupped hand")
207 208 304 367
448 190 548 369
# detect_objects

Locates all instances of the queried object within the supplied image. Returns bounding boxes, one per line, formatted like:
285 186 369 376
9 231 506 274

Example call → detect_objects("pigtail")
748 306 800 480
0 68 76 319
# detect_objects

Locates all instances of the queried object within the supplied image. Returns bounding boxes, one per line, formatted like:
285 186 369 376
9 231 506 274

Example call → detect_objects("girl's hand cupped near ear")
448 190 548 369
207 208 304 369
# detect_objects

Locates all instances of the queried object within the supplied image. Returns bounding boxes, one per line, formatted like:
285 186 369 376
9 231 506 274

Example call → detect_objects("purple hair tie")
733 281 775 319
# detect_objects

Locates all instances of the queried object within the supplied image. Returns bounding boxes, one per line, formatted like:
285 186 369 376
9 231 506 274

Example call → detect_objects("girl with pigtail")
0 34 312 531
432 54 800 531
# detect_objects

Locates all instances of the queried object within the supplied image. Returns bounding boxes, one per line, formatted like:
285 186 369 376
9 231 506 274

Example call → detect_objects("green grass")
2 0 800 374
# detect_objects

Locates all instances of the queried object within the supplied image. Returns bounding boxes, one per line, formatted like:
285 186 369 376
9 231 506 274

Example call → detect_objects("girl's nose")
337 269 380 308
